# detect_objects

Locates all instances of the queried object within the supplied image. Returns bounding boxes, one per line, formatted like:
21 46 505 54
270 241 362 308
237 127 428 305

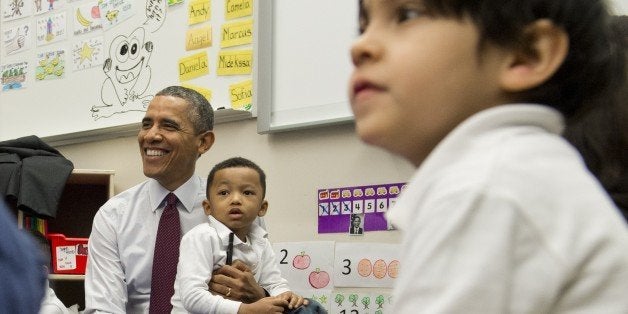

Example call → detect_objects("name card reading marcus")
221 19 253 48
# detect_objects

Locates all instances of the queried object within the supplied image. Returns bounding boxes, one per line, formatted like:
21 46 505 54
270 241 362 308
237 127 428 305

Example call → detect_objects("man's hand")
209 259 266 303
238 297 288 314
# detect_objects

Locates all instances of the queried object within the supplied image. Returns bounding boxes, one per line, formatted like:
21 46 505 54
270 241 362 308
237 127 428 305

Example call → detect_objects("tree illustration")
361 296 371 309
376 295 385 308
335 294 345 306
348 294 358 307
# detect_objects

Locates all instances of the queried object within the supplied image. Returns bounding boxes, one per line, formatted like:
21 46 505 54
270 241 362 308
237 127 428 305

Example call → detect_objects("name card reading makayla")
186 25 212 51
221 19 253 48
217 49 252 75
179 51 209 81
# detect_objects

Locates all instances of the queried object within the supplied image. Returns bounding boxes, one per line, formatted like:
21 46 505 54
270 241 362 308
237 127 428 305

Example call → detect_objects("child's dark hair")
206 157 267 198
410 0 627 120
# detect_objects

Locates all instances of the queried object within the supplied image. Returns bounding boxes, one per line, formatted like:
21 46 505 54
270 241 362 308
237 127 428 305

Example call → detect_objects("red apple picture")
292 251 311 270
91 6 100 19
308 268 330 289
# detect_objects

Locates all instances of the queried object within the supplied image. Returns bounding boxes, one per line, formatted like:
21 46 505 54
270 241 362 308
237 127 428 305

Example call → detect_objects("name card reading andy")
179 51 209 81
221 19 253 48
217 49 252 75
225 0 253 20
188 0 211 25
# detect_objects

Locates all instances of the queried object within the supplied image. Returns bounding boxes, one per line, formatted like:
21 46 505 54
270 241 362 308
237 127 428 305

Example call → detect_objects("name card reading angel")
186 25 212 51
334 243 400 289
318 182 405 234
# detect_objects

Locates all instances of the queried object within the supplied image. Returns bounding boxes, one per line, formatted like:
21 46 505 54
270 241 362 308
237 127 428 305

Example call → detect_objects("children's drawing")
308 268 330 289
73 1 103 35
3 0 32 21
35 49 65 80
33 0 64 15
1 61 28 91
332 292 393 314
93 27 153 119
334 243 400 288
273 242 334 292
72 36 104 71
99 0 135 31
36 12 67 46
2 23 32 56
292 252 311 270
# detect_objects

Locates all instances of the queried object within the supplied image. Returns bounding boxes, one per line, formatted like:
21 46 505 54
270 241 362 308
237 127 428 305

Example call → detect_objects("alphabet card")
331 291 393 314
273 241 335 292
334 243 400 288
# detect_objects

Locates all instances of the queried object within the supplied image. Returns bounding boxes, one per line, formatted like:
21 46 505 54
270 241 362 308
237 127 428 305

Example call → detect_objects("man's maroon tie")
149 193 180 313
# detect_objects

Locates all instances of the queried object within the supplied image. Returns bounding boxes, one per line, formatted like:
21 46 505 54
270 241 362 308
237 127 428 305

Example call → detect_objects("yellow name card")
225 0 252 20
229 79 253 110
181 83 212 102
221 19 253 48
179 51 209 81
186 26 212 50
217 49 252 76
188 0 211 25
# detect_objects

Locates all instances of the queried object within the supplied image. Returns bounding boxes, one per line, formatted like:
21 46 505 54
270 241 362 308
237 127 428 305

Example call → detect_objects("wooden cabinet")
47 169 114 310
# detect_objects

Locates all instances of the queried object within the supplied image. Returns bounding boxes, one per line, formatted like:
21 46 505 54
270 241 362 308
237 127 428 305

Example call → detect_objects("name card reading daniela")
221 19 253 48
217 49 252 75
179 51 209 81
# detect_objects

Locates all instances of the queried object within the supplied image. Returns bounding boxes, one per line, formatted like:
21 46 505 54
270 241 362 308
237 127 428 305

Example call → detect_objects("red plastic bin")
46 233 88 275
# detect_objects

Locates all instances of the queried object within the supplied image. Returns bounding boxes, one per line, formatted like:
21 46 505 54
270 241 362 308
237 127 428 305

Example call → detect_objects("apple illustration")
292 251 311 270
91 6 100 19
308 268 330 289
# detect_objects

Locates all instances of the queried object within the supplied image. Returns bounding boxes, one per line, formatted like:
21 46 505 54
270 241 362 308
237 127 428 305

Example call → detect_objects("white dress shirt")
386 104 628 313
171 216 290 314
84 176 208 314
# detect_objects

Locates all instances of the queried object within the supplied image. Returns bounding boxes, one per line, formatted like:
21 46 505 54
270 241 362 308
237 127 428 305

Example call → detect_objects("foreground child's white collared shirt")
387 104 628 313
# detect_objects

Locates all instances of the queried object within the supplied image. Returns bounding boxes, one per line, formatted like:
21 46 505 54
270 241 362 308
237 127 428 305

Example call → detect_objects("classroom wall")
56 118 413 244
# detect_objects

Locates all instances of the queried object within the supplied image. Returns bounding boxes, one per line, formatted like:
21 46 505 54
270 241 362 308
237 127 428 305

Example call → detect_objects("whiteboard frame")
256 0 355 134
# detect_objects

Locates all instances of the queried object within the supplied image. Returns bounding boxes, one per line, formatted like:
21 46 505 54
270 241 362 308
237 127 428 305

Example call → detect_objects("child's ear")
257 200 269 217
202 199 212 216
499 19 568 92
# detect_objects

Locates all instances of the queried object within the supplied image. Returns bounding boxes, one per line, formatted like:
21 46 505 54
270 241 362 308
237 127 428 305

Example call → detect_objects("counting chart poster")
317 183 405 234
273 241 335 292
334 243 400 288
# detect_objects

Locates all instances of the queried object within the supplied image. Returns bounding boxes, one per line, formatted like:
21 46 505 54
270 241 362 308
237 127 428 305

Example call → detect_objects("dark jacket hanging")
0 135 74 218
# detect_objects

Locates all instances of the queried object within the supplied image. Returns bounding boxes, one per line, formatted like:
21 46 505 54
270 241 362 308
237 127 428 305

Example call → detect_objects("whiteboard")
257 0 357 133
0 0 261 145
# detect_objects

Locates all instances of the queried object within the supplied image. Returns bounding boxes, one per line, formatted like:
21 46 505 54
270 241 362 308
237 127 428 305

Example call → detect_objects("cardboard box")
46 233 88 275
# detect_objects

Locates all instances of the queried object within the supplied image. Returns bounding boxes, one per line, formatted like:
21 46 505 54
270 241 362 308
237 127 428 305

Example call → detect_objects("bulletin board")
0 0 263 145
256 0 358 133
